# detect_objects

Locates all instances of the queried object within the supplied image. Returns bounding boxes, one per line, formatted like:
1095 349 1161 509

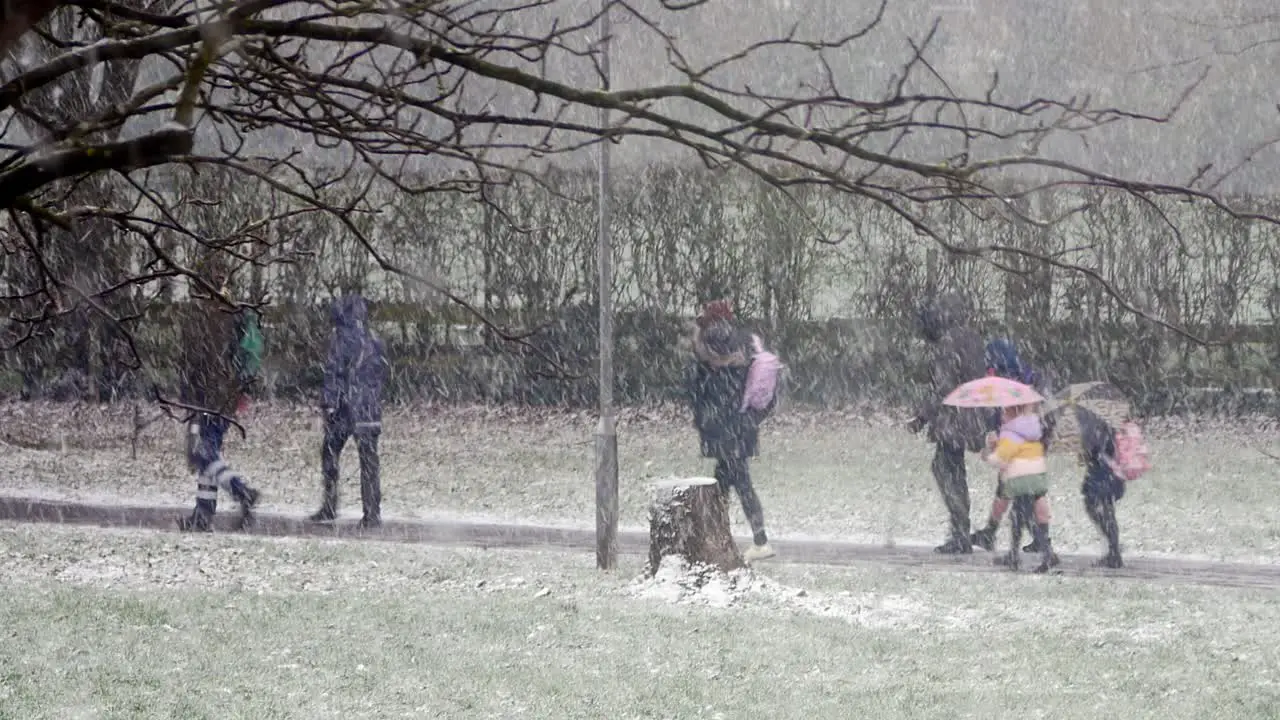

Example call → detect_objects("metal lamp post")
594 0 618 570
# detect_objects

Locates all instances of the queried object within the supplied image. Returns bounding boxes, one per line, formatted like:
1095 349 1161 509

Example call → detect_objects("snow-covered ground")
1 401 1278 562
1 521 1278 719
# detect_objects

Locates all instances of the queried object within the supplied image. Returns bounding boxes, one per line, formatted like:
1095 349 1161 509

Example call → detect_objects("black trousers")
714 455 767 545
320 415 381 522
932 442 970 542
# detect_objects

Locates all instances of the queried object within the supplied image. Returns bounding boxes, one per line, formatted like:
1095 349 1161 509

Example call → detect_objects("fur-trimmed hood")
692 321 749 368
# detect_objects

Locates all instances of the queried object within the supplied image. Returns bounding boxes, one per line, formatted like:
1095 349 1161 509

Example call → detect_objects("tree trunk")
646 477 744 576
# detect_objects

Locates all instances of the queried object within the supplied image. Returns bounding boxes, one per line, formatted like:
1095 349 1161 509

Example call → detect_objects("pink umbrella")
943 376 1044 408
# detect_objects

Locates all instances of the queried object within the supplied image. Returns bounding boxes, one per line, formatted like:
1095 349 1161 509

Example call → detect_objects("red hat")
698 299 734 326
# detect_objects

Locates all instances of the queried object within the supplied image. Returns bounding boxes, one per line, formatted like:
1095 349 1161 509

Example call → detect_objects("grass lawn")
2 523 1280 719
2 402 1280 561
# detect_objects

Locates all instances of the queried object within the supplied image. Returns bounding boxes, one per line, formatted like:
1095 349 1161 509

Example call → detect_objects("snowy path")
2 494 1279 591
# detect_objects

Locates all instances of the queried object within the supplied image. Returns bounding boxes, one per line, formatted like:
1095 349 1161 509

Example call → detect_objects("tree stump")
647 477 744 576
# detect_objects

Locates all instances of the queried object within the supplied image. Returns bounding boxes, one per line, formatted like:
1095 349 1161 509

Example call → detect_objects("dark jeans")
1083 463 1122 555
187 413 228 473
714 456 767 545
932 443 970 543
186 413 248 513
320 415 381 522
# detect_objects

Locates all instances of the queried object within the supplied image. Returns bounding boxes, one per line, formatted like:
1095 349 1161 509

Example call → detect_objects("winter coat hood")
322 293 387 424
999 413 1043 443
913 292 988 449
692 320 750 368
986 338 1023 378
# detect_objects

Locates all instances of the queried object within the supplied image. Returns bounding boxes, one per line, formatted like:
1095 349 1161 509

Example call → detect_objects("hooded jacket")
322 294 388 427
915 292 988 450
686 318 758 459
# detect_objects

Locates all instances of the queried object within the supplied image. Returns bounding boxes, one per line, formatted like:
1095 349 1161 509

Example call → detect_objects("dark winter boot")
310 487 337 523
1001 505 1026 571
934 536 973 554
234 486 260 531
177 508 213 532
970 527 997 552
1095 551 1124 569
179 484 217 532
994 551 1019 570
1021 517 1045 553
1031 523 1059 574
357 514 382 530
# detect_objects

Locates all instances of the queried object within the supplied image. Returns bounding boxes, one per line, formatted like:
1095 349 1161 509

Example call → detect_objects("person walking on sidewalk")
1080 410 1126 568
981 402 1058 572
971 337 1048 552
176 274 262 532
907 292 988 554
310 294 389 528
685 298 777 564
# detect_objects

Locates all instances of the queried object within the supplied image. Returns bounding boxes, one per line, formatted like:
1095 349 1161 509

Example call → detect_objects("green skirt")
999 472 1050 499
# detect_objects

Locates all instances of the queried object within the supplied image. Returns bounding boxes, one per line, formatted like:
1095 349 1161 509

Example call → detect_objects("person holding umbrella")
943 375 1058 572
1044 382 1138 569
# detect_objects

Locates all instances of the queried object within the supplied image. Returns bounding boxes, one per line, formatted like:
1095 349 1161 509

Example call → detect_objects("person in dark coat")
907 292 989 554
685 299 774 563
1080 410 1125 568
310 294 389 528
176 278 261 532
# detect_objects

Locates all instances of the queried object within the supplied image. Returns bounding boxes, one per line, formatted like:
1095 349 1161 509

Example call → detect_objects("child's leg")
1001 496 1031 570
1031 494 1057 573
971 483 1010 550
1085 493 1122 567
1022 493 1047 552
989 496 1011 525
1032 495 1051 524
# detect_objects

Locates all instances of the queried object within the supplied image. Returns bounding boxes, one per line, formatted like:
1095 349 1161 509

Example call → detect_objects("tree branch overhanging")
0 0 1276 405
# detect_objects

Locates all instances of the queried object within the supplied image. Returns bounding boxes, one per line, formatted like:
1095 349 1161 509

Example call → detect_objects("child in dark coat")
175 278 261 532
685 300 774 563
1080 411 1125 568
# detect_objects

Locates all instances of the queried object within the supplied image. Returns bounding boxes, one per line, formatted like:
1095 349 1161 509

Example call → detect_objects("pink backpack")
741 334 783 413
1107 420 1152 482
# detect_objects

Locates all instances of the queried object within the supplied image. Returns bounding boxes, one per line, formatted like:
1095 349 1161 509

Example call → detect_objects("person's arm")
910 341 952 431
684 361 706 429
983 436 1020 469
321 336 345 414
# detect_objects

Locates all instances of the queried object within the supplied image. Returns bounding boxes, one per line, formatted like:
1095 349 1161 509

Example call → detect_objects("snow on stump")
646 476 744 577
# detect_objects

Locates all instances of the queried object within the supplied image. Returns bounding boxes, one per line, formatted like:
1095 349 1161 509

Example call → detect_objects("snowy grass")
2 401 1279 562
2 522 1280 719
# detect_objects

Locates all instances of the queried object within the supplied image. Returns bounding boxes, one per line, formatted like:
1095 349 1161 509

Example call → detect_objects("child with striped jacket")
981 403 1058 573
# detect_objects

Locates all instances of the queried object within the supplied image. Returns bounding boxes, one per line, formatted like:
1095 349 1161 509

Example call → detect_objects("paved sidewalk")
1 495 1278 590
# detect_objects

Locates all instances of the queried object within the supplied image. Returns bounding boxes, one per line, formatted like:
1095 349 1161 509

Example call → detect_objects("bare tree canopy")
1 0 1278 380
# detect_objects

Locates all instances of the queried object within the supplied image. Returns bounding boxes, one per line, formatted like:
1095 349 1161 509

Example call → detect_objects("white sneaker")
743 543 776 564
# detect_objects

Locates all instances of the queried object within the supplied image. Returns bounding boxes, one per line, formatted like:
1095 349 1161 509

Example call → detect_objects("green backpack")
233 308 265 386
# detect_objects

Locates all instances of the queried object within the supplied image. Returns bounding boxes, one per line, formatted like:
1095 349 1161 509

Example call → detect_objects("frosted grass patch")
628 555 977 630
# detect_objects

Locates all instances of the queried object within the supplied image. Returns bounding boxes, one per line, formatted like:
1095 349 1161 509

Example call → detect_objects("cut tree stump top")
650 476 718 491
